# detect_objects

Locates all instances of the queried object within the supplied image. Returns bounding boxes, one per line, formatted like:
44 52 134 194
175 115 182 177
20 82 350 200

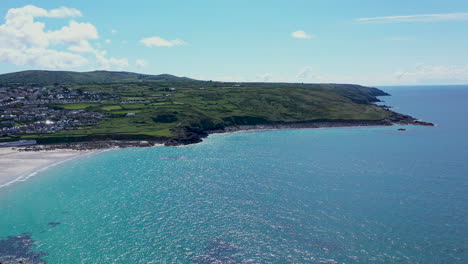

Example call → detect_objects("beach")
0 147 97 188
0 86 465 263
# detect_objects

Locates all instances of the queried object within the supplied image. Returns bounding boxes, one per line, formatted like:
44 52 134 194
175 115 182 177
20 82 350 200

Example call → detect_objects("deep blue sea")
0 86 467 263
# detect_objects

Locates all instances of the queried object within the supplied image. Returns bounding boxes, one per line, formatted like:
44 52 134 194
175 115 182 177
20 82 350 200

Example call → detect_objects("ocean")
0 86 467 263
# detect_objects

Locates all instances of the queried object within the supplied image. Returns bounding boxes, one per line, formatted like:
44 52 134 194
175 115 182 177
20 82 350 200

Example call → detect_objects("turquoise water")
1 86 467 263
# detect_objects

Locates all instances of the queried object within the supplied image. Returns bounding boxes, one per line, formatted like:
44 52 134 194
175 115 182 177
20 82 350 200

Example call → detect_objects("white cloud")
291 30 313 39
95 50 129 69
294 66 385 85
105 39 112 44
296 66 314 81
213 64 468 86
0 5 127 70
0 6 55 49
292 64 468 86
0 47 88 68
140 36 187 47
5 5 82 22
48 21 98 46
395 64 468 83
356 13 468 23
68 40 94 53
135 59 148 68
257 73 274 82
111 29 118 34
47 7 83 18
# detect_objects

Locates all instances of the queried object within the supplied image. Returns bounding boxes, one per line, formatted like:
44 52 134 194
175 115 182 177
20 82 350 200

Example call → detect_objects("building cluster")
0 86 118 106
0 86 114 136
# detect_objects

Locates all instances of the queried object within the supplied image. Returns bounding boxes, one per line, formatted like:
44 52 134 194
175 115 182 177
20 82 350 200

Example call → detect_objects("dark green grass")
0 70 194 85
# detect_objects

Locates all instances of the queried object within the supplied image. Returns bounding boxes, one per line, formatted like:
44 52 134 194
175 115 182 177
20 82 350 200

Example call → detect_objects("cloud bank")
356 13 468 23
135 59 148 68
395 64 468 83
141 36 187 47
0 5 128 69
291 30 313 39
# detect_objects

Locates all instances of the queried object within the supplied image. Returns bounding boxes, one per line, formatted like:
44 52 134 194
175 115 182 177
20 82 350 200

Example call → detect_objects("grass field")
60 103 98 110
1 79 393 143
51 82 389 138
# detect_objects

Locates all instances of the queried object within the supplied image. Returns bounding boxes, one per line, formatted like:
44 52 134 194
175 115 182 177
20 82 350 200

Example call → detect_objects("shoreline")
0 148 103 189
0 117 434 188
165 113 434 146
2 101 434 149
13 114 435 151
213 119 434 134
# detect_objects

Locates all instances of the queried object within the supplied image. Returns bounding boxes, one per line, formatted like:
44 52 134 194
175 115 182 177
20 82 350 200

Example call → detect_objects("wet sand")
0 148 97 188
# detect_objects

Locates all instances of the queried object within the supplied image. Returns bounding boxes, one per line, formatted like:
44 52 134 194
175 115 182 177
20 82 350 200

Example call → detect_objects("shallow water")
0 86 467 263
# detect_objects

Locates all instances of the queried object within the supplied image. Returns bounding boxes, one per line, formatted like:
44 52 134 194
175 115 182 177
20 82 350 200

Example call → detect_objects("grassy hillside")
0 70 407 145
0 70 195 85
5 81 397 143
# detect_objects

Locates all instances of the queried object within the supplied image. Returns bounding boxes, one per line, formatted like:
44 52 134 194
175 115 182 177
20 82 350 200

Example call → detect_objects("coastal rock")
0 234 47 264
15 110 434 149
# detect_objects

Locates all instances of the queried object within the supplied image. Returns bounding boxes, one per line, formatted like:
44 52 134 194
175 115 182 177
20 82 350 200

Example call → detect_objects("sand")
0 147 97 188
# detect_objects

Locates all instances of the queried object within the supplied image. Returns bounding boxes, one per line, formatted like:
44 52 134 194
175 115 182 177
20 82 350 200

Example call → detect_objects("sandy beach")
0 147 97 188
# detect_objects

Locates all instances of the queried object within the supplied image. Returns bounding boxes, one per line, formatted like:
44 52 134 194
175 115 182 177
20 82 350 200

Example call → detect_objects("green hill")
0 70 195 85
0 70 432 146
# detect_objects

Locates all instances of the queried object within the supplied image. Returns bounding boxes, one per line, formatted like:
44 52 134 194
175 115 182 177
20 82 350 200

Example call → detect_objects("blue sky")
1 0 468 85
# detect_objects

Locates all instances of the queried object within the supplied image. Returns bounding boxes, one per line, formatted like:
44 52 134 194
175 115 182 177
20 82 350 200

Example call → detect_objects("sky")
1 0 468 85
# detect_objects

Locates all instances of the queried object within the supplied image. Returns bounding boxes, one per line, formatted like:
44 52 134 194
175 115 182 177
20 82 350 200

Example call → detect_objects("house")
126 113 136 117
1 121 14 126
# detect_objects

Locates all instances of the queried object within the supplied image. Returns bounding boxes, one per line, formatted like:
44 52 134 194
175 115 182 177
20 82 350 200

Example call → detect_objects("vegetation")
0 70 194 85
0 71 398 144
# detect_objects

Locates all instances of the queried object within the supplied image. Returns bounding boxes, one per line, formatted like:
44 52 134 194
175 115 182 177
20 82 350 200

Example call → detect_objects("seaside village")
0 85 117 140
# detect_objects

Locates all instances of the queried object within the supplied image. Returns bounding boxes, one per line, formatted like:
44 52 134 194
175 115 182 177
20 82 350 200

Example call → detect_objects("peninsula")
0 70 433 149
